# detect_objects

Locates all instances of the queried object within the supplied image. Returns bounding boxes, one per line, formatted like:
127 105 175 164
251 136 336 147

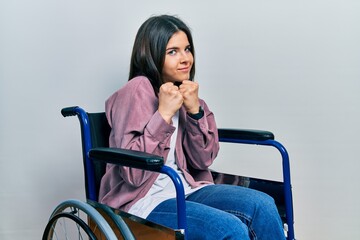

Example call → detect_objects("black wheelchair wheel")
43 199 117 240
43 212 96 240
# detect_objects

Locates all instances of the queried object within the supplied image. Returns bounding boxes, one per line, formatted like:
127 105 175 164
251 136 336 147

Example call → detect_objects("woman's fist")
158 82 183 123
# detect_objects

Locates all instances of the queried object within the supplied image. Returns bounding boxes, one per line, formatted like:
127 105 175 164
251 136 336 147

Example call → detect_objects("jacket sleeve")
106 78 175 187
182 100 220 170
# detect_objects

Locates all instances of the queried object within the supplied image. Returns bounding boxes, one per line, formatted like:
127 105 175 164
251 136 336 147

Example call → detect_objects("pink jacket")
99 76 220 212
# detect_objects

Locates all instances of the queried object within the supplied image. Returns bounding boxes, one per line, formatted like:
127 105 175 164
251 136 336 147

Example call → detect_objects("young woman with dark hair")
99 14 285 240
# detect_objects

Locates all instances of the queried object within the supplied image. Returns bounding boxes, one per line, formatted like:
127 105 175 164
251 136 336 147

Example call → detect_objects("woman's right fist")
158 82 183 123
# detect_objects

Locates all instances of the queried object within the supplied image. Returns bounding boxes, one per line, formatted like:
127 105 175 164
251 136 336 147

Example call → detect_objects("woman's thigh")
186 184 275 219
186 184 285 240
146 198 250 240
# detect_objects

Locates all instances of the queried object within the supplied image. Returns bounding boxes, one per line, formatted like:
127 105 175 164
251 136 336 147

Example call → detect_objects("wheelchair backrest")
87 112 111 199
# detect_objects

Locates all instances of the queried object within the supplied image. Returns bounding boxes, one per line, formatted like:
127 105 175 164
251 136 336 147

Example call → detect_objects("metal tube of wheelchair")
159 165 187 237
63 106 98 202
76 107 98 201
269 140 295 240
219 137 296 239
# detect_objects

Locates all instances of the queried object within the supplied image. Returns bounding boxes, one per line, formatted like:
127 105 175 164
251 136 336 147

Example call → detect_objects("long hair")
129 15 196 94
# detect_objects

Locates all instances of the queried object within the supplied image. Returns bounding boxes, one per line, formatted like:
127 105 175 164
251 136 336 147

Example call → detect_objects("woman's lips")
178 67 190 72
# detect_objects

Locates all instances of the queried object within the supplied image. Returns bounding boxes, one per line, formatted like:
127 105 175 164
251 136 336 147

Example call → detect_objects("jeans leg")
186 184 286 240
147 198 250 240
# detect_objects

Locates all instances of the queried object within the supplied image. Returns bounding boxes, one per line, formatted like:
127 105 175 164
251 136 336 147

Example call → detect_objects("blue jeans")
146 184 285 240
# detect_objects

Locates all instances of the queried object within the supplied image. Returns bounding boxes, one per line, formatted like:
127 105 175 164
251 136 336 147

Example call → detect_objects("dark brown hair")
129 15 195 94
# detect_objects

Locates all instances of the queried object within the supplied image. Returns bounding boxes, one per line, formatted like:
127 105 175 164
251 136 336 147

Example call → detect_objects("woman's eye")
185 46 192 52
168 50 176 55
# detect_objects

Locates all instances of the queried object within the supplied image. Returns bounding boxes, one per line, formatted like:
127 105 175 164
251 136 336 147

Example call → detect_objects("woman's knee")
254 191 279 215
147 198 250 239
187 211 250 240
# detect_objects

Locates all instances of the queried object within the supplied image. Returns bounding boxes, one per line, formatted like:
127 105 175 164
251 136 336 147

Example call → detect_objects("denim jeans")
146 184 286 240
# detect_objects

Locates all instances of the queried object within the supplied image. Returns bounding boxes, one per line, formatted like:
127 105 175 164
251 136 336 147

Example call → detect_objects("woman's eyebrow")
166 46 179 51
166 44 191 51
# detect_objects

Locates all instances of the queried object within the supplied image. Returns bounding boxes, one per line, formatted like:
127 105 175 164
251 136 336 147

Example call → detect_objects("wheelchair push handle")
61 106 80 117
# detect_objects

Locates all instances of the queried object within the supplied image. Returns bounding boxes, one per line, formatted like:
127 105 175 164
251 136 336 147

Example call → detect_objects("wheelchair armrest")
218 128 275 141
89 147 164 171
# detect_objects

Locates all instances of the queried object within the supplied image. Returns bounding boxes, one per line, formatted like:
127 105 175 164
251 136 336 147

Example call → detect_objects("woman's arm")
182 100 220 170
106 77 175 187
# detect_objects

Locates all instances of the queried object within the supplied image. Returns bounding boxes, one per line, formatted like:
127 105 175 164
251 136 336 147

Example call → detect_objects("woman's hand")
158 82 183 123
179 80 200 114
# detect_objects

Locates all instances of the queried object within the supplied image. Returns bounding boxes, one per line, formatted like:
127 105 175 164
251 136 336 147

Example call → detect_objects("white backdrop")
1 1 359 239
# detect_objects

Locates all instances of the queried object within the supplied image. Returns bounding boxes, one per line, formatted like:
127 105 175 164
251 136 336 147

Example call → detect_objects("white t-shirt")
128 111 206 218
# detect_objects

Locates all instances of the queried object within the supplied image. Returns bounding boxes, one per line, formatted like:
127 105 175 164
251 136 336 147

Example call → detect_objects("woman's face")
162 31 193 84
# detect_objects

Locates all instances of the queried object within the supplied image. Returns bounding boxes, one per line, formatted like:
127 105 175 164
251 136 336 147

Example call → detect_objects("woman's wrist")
158 110 173 124
187 106 204 120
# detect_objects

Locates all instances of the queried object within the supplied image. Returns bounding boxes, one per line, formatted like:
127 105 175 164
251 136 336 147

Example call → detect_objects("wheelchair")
43 106 295 240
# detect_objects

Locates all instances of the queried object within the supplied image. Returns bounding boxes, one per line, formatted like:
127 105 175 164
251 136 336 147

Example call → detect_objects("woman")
99 14 285 240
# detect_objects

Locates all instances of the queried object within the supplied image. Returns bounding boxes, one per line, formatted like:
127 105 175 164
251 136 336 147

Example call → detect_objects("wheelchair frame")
54 106 295 239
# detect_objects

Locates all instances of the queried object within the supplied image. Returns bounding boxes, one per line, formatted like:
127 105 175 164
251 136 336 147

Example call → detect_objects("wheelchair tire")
42 199 118 240
89 201 135 240
43 212 97 240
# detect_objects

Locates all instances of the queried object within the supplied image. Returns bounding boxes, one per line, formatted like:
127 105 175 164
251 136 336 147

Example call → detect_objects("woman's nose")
180 51 191 63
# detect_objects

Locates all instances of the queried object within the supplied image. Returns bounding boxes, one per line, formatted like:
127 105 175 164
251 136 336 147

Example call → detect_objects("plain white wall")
1 0 359 239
